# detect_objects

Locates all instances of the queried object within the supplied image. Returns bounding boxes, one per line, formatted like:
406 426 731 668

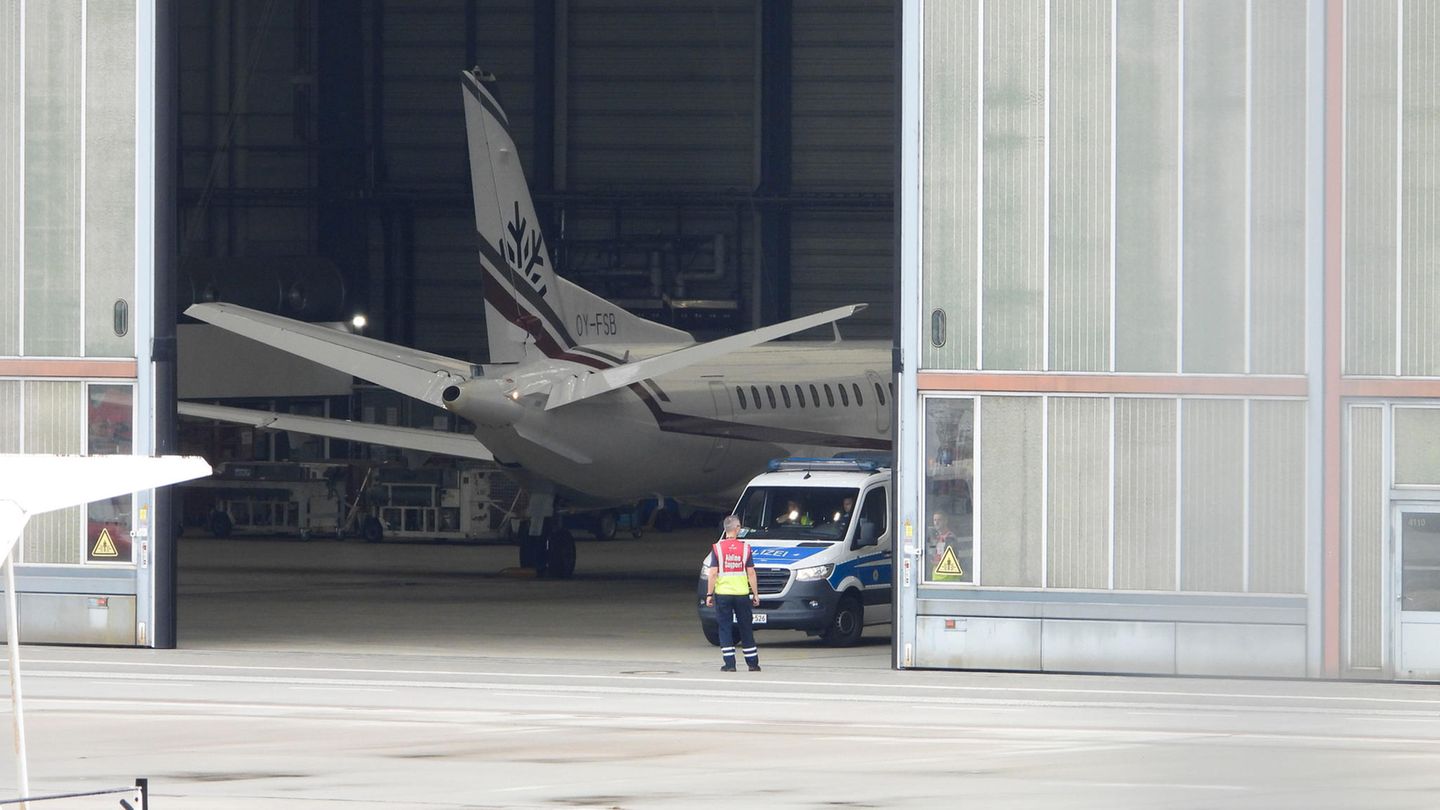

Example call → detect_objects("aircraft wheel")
519 534 543 570
820 594 864 647
593 510 618 541
544 529 576 579
208 511 233 539
361 516 384 543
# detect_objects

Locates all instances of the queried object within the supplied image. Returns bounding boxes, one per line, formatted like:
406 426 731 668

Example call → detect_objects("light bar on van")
767 457 886 473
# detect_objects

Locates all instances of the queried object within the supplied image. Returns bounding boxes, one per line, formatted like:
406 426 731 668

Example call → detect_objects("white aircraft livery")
183 69 892 576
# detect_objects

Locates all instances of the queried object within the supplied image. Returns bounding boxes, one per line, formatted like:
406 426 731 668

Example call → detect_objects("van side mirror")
854 519 878 548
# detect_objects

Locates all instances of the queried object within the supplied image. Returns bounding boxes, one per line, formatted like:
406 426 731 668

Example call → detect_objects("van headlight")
794 564 833 582
700 563 710 579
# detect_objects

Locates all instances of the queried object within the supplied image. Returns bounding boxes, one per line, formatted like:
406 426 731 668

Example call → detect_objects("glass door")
1396 507 1440 678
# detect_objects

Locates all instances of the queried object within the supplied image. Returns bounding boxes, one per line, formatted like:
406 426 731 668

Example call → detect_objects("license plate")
751 613 767 625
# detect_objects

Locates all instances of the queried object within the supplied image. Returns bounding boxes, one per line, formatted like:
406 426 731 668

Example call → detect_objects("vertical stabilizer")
461 70 691 363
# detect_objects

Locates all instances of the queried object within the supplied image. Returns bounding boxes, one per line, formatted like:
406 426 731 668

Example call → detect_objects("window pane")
1402 512 1440 612
88 384 133 454
87 383 134 563
924 397 974 583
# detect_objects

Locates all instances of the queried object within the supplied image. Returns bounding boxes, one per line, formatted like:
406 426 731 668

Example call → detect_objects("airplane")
181 69 892 577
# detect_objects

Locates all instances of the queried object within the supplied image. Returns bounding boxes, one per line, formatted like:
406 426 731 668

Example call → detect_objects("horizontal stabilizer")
544 304 867 410
0 454 211 557
185 303 477 408
179 403 494 461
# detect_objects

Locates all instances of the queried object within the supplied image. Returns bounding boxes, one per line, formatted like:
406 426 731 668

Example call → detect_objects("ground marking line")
16 670 1440 721
20 697 1440 749
25 657 1440 708
1038 780 1248 792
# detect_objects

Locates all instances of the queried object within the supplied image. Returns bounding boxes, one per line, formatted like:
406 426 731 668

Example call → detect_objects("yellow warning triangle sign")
934 544 963 578
91 528 119 558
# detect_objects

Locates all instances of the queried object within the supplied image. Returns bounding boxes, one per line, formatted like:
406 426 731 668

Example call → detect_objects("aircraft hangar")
0 1 900 654
6 0 1440 688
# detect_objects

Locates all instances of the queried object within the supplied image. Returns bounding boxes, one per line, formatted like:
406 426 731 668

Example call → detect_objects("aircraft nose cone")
442 379 524 428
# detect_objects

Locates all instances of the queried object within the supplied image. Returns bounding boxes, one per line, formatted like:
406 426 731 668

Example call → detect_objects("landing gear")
543 528 576 579
592 510 618 541
515 518 576 579
208 511 233 538
361 516 385 543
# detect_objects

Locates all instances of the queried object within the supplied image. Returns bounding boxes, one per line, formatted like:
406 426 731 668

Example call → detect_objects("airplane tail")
461 70 691 364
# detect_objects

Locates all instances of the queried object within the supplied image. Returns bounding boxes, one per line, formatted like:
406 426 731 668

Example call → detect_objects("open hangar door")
172 0 897 655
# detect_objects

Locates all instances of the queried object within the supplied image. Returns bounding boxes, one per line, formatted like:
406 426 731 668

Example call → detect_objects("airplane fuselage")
464 339 892 509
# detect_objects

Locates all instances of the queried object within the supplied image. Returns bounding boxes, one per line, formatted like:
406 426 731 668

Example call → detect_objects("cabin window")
766 386 777 409
838 385 850 407
780 386 792 408
853 384 864 407
736 386 747 409
751 385 762 409
810 384 820 406
889 382 895 397
794 385 806 408
824 384 835 407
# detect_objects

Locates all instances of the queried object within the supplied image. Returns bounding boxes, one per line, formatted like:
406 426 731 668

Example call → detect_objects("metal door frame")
1391 501 1440 679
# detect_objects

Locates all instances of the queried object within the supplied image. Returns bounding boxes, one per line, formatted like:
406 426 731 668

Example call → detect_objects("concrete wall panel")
1174 622 1307 677
1343 1 1399 376
1114 397 1178 591
1181 0 1246 373
1041 619 1175 674
1401 1 1440 376
1047 397 1109 589
1249 399 1307 594
1346 405 1385 672
1250 0 1307 374
920 0 978 370
981 0 1045 371
1180 399 1245 592
914 615 1042 670
1114 0 1179 372
979 396 1043 586
1048 0 1111 372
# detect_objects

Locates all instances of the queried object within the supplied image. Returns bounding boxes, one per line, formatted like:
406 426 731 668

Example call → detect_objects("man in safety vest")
704 514 762 672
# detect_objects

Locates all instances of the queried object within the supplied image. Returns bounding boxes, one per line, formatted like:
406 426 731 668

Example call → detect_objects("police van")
697 456 892 646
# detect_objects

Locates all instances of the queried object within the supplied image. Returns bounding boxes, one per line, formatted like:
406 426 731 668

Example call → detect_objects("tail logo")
505 200 548 298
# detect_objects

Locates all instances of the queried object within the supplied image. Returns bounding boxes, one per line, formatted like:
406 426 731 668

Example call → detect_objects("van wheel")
821 594 863 647
702 624 720 646
208 511 233 539
653 508 675 533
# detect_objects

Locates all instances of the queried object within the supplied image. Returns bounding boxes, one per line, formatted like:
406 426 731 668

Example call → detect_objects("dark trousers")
715 594 759 668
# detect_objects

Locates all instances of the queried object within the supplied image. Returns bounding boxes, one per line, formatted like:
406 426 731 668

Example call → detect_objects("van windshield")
734 486 860 541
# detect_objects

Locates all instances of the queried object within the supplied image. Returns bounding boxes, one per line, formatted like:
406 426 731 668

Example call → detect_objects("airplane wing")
543 304 868 410
0 454 211 557
179 403 494 461
185 302 476 407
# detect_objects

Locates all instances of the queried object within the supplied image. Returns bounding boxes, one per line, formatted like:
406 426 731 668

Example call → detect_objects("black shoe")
748 664 761 672
720 664 736 672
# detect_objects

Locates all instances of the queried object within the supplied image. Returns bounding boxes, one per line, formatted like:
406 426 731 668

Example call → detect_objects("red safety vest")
712 537 752 595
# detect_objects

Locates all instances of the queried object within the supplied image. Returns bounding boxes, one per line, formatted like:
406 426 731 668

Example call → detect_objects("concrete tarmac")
2 528 1437 808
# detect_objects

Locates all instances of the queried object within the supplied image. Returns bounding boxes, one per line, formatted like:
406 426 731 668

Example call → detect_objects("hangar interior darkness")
176 0 896 364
